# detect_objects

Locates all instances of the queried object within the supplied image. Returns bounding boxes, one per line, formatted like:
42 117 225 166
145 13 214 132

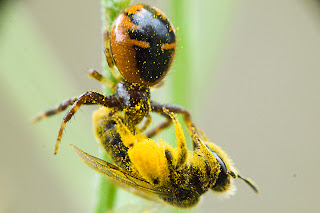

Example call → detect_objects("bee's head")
207 143 259 195
210 150 234 194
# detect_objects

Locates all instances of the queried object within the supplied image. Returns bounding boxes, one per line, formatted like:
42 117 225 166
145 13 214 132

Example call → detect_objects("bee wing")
69 144 169 199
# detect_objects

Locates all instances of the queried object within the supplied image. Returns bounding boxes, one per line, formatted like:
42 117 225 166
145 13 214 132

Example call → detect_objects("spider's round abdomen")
110 4 176 86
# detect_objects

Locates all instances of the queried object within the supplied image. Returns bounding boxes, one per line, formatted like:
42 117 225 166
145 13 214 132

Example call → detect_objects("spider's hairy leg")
55 91 120 154
104 29 121 81
139 114 152 133
149 102 196 143
88 69 117 91
31 97 78 123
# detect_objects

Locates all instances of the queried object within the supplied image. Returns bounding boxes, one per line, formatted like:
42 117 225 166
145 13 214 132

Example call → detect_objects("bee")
32 3 259 208
32 4 195 154
70 107 258 208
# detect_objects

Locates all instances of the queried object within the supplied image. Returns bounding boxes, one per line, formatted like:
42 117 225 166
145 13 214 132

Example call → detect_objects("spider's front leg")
54 91 120 154
32 97 79 123
88 69 117 91
149 101 199 146
104 29 122 82
32 69 116 124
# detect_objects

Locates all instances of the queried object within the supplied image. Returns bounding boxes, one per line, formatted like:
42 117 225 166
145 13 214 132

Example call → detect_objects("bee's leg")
114 117 137 148
54 91 120 154
162 108 188 170
88 69 116 91
150 102 198 146
32 97 78 123
192 133 217 170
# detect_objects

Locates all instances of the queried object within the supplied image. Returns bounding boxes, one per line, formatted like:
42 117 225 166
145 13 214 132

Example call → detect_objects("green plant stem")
94 152 117 213
93 1 131 213
171 0 192 109
169 1 236 212
169 1 194 212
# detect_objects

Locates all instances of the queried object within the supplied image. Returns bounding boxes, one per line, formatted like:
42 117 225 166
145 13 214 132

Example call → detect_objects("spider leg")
139 114 152 133
104 30 122 81
88 69 116 91
149 102 197 146
32 97 79 123
55 91 120 154
146 115 171 138
32 69 117 124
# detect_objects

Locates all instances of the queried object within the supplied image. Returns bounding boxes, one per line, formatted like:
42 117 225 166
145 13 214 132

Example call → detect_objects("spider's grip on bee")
74 106 258 207
32 3 259 208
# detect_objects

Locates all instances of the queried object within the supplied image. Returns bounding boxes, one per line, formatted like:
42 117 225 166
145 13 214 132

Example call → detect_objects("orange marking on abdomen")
162 42 176 50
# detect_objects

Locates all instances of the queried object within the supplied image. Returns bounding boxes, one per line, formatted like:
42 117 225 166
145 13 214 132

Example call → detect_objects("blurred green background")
1 0 320 212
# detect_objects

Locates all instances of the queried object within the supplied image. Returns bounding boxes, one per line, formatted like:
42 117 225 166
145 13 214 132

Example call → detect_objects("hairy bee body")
74 107 248 208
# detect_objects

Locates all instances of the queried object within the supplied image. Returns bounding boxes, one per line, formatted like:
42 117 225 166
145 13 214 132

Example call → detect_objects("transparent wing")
69 144 170 199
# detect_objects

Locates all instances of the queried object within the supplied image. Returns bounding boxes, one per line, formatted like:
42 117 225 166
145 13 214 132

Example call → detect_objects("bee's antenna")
237 174 259 194
228 171 259 193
